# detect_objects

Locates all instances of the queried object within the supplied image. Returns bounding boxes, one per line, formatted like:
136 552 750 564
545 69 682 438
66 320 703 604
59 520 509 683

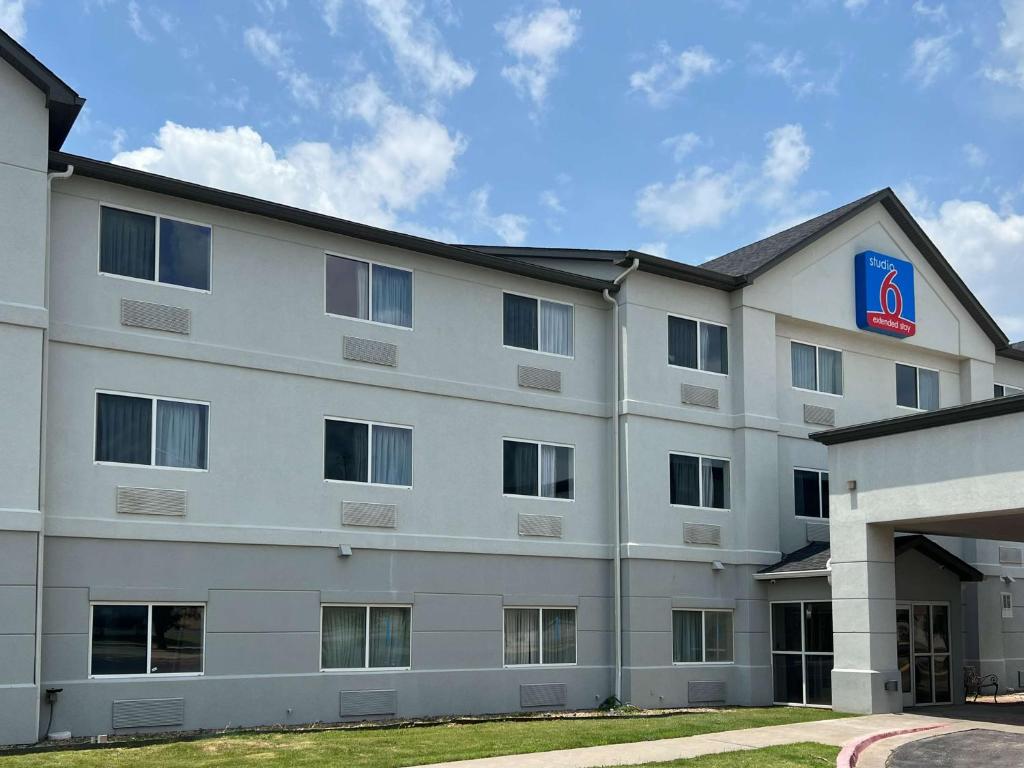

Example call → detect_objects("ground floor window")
90 603 204 676
771 601 833 706
672 609 734 663
504 607 576 666
321 605 411 670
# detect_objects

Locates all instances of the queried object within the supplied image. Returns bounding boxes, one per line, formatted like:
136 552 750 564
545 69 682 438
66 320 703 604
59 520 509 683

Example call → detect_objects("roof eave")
752 569 830 581
624 251 746 290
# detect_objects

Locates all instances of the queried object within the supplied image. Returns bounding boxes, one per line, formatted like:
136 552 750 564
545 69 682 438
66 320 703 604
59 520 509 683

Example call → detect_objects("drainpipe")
34 164 74 739
602 256 639 703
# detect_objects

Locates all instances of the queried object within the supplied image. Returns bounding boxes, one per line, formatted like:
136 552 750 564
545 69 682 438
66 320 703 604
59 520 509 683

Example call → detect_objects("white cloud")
912 1 947 22
112 88 465 232
907 32 956 87
320 0 344 35
963 143 988 168
359 0 475 97
0 0 26 40
127 0 152 41
761 124 812 205
243 26 320 108
468 187 529 245
749 45 841 97
497 4 580 111
662 132 702 162
110 127 127 154
638 241 668 258
539 189 565 214
629 43 721 107
984 0 1024 88
844 0 869 12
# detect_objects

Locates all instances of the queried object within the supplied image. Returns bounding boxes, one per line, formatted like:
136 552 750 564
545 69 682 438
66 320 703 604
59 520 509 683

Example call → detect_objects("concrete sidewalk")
408 713 954 768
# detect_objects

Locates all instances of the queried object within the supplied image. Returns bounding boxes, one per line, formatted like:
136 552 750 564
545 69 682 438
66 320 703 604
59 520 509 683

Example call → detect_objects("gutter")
602 257 639 704
752 569 831 581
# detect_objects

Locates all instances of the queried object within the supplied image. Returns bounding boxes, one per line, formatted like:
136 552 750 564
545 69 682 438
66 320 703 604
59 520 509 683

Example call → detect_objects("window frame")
994 383 1023 398
88 601 206 679
97 203 213 293
666 313 730 376
323 251 415 331
769 600 834 708
790 340 844 397
323 416 414 489
793 467 830 520
668 451 732 510
1002 593 1014 619
895 362 940 411
319 603 413 672
501 438 576 502
671 608 735 666
501 291 576 360
502 606 578 668
93 389 210 472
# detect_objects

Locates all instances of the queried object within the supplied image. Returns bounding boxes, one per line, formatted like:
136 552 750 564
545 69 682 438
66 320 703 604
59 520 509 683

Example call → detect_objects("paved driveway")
886 728 1024 768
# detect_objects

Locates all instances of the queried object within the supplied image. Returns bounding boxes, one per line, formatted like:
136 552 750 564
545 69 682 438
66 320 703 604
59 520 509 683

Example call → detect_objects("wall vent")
343 336 398 367
681 383 720 409
340 689 397 717
803 404 836 427
518 513 563 538
120 299 191 335
999 546 1023 566
684 523 721 546
518 365 562 392
112 698 185 729
687 681 726 705
520 683 567 708
342 501 397 529
806 521 830 542
116 486 187 517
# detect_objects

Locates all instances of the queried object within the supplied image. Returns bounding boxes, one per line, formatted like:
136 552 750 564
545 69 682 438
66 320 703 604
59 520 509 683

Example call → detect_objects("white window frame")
769 600 834 709
1002 593 1014 619
88 602 206 679
668 451 732 510
501 291 576 360
93 389 210 472
671 608 735 666
793 467 830 520
895 362 940 411
790 340 843 397
323 251 414 331
502 606 578 668
323 416 414 489
994 383 1023 398
97 203 213 293
502 438 576 502
319 604 413 672
667 313 729 377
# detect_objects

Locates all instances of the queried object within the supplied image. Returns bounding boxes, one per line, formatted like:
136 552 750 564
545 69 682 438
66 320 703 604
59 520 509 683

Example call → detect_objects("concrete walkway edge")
835 724 944 768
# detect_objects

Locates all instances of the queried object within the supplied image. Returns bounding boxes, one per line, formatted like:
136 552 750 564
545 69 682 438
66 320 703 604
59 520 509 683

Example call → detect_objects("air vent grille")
681 384 720 409
343 336 398 367
116 487 187 517
684 523 721 546
340 689 397 717
342 501 397 528
518 513 563 538
520 683 567 708
112 698 185 729
803 404 836 427
120 299 191 335
688 681 726 704
999 546 1023 565
518 365 562 392
806 521 830 542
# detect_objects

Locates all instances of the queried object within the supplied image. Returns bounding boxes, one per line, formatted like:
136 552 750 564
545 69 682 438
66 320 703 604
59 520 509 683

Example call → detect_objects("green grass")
0 708 847 768
627 742 840 767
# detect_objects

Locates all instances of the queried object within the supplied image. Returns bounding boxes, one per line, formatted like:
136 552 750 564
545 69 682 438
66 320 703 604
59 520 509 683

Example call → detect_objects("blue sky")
5 0 1024 337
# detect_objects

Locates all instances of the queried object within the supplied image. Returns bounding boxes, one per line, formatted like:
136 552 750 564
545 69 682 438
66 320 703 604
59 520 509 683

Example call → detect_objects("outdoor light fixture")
847 479 857 491
711 561 724 571
337 545 353 558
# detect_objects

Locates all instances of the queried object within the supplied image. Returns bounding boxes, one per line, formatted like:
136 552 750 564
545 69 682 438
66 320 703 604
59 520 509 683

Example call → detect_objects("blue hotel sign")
855 251 916 338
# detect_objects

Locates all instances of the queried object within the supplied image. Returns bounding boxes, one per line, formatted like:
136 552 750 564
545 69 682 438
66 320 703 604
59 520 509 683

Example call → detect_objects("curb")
836 724 945 768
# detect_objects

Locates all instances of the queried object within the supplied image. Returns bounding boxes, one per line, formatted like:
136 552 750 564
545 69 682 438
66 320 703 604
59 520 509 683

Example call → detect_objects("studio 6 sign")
855 251 916 338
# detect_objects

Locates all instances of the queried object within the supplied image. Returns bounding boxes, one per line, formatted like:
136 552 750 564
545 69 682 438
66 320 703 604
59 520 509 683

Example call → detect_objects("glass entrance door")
898 603 951 705
896 606 913 707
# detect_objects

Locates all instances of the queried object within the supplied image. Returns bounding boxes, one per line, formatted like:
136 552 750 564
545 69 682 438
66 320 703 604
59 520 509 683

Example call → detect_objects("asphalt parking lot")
886 728 1024 767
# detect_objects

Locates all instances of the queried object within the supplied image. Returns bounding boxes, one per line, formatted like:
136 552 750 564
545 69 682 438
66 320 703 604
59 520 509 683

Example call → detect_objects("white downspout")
602 256 639 703
34 164 74 739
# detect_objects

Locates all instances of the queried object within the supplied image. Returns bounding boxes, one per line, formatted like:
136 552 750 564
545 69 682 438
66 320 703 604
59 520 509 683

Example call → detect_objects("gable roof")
0 28 84 150
756 541 831 577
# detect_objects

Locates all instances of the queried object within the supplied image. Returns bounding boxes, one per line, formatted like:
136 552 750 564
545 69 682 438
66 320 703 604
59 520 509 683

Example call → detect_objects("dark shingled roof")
758 541 831 575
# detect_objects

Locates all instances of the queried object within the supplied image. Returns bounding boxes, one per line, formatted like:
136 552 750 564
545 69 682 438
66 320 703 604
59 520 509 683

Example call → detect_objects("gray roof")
758 541 831 575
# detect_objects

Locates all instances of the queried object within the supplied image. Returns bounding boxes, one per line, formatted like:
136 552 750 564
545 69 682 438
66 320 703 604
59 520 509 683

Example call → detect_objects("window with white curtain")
668 316 729 374
794 468 829 519
994 383 1023 398
673 609 734 663
321 605 411 669
324 418 412 486
503 293 574 357
791 341 843 395
896 363 939 410
100 205 212 291
503 439 574 500
94 392 208 470
325 253 413 328
90 603 205 676
669 453 730 509
503 607 576 665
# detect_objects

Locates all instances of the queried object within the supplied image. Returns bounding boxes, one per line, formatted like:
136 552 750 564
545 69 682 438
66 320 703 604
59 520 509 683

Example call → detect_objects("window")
669 453 730 509
90 603 204 677
995 384 1023 398
503 607 576 665
95 392 208 470
503 293 574 356
321 605 411 669
324 419 412 487
791 342 843 395
1002 593 1014 619
668 316 728 374
325 254 413 328
673 609 734 663
771 602 833 706
794 469 829 519
100 206 211 291
896 363 939 410
503 439 574 500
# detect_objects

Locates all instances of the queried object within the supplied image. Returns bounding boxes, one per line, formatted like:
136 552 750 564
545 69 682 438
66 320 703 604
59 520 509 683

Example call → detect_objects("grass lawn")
628 742 840 767
0 708 847 768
